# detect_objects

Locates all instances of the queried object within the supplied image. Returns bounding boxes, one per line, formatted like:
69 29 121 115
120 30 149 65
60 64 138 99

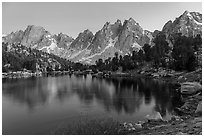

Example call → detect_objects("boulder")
137 121 145 125
178 76 184 80
177 132 188 135
122 122 142 131
194 122 202 128
134 123 142 129
146 111 163 121
195 101 202 114
171 115 181 121
152 73 159 78
181 82 202 95
159 70 167 77
164 73 173 77
140 71 145 74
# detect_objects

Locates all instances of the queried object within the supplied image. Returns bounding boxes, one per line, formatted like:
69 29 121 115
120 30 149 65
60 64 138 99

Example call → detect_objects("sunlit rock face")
77 18 153 64
162 11 202 37
53 33 74 49
21 25 48 47
161 11 202 48
2 30 24 44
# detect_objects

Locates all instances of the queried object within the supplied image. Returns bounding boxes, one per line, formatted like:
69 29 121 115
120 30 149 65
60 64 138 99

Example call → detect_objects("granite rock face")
53 33 74 49
2 11 202 64
162 11 202 37
2 30 24 44
21 25 48 47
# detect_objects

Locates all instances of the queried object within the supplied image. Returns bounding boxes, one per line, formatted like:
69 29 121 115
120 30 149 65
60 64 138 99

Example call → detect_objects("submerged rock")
152 73 159 78
134 123 142 129
145 112 163 121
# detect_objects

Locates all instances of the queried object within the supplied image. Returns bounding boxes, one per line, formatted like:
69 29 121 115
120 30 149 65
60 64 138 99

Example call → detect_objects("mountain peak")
116 19 121 24
84 29 92 34
21 25 50 47
179 10 202 25
26 25 45 31
2 10 202 64
128 17 135 22
183 10 190 15
162 20 173 32
127 17 137 24
102 22 111 29
123 17 140 27
162 10 202 38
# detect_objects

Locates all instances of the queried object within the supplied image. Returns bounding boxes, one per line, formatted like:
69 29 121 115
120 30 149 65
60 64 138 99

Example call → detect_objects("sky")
2 2 202 38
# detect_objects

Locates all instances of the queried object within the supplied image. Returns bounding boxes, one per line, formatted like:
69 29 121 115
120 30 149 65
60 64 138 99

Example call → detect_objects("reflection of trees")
73 80 113 109
136 78 182 117
2 76 74 110
91 77 142 113
110 78 143 114
2 78 49 110
73 77 182 116
3 75 182 116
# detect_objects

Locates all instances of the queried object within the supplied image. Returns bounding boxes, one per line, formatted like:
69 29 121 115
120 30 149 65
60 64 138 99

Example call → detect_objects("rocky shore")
118 68 202 135
2 70 71 79
118 92 202 135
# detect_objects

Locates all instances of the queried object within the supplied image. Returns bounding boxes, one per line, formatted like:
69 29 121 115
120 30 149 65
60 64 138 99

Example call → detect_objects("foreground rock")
128 116 202 135
195 101 202 114
124 91 202 135
181 82 202 95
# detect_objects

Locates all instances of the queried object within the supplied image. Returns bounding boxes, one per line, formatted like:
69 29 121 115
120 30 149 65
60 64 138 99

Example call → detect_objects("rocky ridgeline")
3 11 202 64
162 10 202 38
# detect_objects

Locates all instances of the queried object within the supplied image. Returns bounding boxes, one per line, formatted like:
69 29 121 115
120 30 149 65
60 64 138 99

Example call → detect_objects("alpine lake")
2 74 182 134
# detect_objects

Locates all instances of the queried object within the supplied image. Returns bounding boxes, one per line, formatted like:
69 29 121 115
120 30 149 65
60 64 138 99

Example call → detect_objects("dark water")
2 75 182 135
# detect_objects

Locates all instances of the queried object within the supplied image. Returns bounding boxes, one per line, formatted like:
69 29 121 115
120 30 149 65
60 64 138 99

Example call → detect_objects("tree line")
2 32 201 73
94 32 202 72
2 42 73 72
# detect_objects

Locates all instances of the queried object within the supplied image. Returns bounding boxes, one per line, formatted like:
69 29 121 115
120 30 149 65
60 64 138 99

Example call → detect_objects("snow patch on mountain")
49 42 58 50
187 12 193 19
2 34 7 37
39 41 62 54
186 12 202 25
193 19 202 25
132 42 142 51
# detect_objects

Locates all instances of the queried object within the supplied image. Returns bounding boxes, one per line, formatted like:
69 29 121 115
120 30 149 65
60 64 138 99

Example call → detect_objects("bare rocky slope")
2 10 202 64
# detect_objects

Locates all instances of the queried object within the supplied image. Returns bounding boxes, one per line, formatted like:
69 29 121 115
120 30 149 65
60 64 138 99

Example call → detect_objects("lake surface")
2 74 182 135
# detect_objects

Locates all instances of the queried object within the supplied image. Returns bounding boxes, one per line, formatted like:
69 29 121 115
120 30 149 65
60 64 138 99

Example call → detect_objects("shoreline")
2 70 71 79
119 68 202 135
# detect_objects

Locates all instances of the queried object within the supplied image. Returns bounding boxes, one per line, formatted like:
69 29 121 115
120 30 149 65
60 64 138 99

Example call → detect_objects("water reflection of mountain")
2 75 182 116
